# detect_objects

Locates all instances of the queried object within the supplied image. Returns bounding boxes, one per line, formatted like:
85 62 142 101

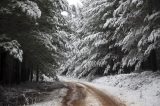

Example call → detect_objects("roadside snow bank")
92 71 160 106
29 88 67 106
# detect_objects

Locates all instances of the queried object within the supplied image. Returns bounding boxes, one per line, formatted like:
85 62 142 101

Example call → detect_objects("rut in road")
62 82 126 106
62 82 86 106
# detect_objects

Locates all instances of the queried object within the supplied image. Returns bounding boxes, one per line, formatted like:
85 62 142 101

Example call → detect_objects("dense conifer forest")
1 0 160 106
60 0 160 79
0 0 160 83
0 0 70 84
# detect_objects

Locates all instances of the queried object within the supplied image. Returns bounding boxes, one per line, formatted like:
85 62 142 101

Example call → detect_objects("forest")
60 0 160 79
0 0 160 83
0 0 70 84
0 0 160 105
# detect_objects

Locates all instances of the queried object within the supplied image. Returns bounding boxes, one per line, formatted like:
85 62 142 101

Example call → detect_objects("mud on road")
62 82 126 106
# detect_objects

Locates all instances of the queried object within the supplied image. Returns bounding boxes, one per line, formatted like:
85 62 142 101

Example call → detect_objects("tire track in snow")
62 82 126 106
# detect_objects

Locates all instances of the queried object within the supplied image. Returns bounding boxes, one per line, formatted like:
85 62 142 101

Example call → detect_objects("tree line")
60 0 160 79
0 0 71 84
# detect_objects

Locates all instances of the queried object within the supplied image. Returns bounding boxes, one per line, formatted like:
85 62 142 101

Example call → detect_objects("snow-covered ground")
92 71 160 106
29 88 67 106
28 71 160 106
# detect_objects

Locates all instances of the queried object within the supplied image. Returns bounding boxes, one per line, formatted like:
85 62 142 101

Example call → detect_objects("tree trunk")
26 68 30 81
150 50 157 72
1 51 6 84
18 61 22 84
36 66 39 82
30 68 33 82
147 0 153 15
0 49 2 83
15 59 20 84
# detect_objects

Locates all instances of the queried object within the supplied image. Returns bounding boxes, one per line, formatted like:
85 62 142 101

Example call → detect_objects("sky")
61 0 83 16
66 0 83 7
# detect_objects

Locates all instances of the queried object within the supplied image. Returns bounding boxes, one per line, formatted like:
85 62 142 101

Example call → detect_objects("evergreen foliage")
60 0 160 79
0 0 70 83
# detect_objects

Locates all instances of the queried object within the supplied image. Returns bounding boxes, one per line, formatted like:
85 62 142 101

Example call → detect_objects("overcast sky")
61 0 82 16
66 0 83 7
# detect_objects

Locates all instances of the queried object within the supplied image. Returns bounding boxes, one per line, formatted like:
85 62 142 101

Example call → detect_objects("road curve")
62 82 126 106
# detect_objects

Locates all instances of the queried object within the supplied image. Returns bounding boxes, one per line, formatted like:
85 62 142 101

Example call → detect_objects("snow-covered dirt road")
62 82 125 106
30 71 160 106
29 81 125 106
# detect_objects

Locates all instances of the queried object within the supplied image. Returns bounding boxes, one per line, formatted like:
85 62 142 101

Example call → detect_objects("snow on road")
61 82 125 106
29 71 160 106
29 81 124 106
59 71 160 106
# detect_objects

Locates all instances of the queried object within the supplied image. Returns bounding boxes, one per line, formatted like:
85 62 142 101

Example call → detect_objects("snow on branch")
0 36 23 62
16 0 41 19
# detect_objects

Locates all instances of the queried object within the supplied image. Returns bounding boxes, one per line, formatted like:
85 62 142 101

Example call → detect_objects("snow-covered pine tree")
0 0 70 83
112 0 160 71
60 0 122 79
61 0 160 79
